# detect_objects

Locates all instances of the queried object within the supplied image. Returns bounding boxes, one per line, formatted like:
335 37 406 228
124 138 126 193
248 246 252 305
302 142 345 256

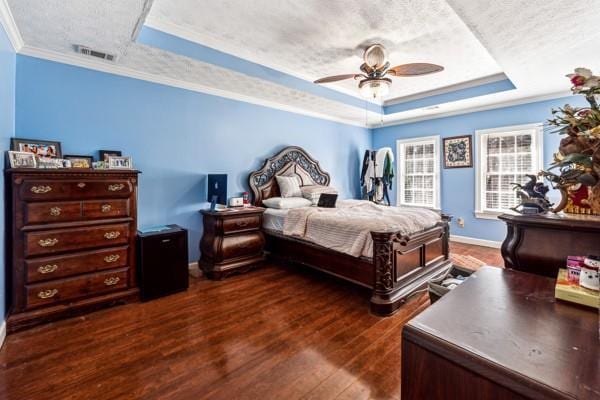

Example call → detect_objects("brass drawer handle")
38 238 59 247
37 289 58 299
236 221 249 228
104 231 121 240
104 277 120 286
38 264 58 274
101 204 112 213
31 185 52 194
108 183 125 192
49 206 62 216
77 182 86 188
104 254 120 263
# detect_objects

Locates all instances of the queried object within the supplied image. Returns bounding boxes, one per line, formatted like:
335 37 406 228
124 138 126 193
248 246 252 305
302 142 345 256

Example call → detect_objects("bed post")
370 231 402 316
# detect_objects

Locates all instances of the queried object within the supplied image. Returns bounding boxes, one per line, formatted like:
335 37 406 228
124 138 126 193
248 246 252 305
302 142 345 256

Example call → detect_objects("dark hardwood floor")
450 241 504 266
0 243 501 400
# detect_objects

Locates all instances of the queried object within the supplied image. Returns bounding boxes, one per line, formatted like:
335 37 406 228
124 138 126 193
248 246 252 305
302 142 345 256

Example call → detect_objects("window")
475 123 543 219
396 135 441 209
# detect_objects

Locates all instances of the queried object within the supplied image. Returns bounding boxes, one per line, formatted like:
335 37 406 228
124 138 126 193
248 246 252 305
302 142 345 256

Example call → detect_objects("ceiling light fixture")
359 78 391 99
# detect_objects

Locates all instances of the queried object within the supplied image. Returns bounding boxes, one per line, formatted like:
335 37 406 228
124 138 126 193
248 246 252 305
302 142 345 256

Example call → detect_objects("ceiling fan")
313 44 444 99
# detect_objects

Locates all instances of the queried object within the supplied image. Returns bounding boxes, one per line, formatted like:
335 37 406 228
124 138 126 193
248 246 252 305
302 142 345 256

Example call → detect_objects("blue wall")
0 24 16 320
15 55 372 261
373 96 587 242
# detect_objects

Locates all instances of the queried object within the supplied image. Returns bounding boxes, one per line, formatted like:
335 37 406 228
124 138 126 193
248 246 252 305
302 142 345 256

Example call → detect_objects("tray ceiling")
147 0 503 101
4 0 600 127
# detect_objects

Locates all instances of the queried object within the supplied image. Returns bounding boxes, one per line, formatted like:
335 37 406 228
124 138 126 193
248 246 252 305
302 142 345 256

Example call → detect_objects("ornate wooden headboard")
248 146 331 206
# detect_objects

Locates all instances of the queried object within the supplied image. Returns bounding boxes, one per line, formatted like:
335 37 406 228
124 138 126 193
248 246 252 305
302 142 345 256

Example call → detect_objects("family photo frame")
108 156 133 169
10 138 62 158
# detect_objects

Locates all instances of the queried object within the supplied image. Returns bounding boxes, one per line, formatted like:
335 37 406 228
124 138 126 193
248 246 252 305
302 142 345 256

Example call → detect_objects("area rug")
449 253 489 271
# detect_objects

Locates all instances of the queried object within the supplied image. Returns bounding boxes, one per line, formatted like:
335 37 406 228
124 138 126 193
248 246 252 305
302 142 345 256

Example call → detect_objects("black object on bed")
317 193 337 208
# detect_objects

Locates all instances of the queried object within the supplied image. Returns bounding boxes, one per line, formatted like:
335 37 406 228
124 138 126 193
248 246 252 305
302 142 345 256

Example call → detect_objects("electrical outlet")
457 217 465 228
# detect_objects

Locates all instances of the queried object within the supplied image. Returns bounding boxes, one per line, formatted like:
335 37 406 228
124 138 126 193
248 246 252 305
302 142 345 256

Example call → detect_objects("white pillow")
276 175 302 198
263 197 311 209
301 185 338 205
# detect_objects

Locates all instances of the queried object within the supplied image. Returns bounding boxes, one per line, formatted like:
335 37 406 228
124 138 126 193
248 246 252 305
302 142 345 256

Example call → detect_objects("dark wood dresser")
499 213 600 277
199 207 265 279
402 267 599 400
5 168 140 332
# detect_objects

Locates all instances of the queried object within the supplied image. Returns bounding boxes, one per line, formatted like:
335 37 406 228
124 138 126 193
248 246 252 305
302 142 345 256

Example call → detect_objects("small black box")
137 225 189 301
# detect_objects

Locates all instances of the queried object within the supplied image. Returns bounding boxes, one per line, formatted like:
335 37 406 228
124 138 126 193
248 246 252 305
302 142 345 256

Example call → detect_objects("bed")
248 146 452 316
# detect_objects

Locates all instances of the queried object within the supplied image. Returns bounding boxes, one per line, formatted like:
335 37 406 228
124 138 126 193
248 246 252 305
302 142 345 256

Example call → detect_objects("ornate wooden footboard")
370 216 451 315
249 146 452 316
263 216 451 316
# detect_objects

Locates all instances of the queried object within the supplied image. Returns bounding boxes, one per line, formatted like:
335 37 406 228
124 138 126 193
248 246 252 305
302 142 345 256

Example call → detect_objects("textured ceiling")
7 0 381 126
147 0 503 101
6 0 600 127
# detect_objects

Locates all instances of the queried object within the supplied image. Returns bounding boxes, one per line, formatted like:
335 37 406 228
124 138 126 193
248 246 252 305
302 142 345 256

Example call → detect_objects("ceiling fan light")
359 79 391 99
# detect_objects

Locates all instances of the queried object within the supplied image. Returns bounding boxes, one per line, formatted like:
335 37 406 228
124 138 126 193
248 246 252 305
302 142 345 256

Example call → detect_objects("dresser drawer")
83 199 130 219
26 246 129 283
25 268 129 309
25 223 130 257
222 215 261 234
25 201 82 224
20 179 133 201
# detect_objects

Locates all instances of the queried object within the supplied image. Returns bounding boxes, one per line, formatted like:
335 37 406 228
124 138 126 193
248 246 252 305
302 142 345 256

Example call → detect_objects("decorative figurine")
511 175 553 214
580 255 600 291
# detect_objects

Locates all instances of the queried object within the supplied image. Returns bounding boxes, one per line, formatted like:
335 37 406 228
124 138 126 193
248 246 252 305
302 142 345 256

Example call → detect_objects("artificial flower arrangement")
541 68 600 214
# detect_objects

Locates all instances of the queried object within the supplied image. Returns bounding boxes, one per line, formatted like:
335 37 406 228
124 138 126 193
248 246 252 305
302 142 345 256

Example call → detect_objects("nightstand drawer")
25 201 82 224
222 215 261 233
25 268 129 309
26 246 129 283
25 223 130 256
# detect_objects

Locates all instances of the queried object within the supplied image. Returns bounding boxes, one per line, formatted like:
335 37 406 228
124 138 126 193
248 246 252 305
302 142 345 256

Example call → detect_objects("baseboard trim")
450 235 502 249
188 261 202 278
0 320 6 349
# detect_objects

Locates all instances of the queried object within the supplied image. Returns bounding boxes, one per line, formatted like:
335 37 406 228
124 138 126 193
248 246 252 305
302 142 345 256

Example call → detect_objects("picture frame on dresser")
99 150 122 162
8 151 37 168
64 155 94 168
108 156 133 169
10 137 62 158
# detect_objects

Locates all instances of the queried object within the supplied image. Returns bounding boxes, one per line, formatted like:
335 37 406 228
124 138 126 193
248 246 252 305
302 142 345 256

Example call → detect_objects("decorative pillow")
301 185 338 205
276 175 302 198
263 197 312 209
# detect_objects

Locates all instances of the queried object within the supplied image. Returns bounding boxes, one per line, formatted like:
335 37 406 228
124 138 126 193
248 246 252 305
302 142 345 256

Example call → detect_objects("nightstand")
199 207 266 279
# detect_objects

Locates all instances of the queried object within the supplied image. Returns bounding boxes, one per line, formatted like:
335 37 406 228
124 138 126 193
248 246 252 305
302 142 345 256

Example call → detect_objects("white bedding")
263 208 288 232
269 200 441 258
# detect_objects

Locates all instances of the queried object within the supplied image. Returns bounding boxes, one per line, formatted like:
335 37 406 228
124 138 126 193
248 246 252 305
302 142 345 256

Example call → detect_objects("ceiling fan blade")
314 74 360 84
387 63 444 77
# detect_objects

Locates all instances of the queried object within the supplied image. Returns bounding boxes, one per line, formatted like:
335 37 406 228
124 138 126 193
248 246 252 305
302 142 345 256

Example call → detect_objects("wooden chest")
5 169 141 332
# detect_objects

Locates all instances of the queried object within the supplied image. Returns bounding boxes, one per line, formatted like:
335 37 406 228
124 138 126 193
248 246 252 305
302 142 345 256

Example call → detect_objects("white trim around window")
474 123 544 219
396 135 441 210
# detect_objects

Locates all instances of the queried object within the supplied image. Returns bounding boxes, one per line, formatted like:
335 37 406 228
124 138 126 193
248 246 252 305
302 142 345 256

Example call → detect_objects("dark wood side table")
199 207 266 279
402 267 599 400
499 213 600 277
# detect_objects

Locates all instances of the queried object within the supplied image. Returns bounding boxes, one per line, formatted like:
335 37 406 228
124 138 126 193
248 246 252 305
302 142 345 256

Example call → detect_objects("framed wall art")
443 135 473 168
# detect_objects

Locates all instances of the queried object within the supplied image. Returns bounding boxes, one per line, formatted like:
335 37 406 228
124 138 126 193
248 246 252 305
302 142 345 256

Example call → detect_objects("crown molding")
19 45 369 128
0 0 23 51
144 15 382 106
383 73 508 106
375 90 573 129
